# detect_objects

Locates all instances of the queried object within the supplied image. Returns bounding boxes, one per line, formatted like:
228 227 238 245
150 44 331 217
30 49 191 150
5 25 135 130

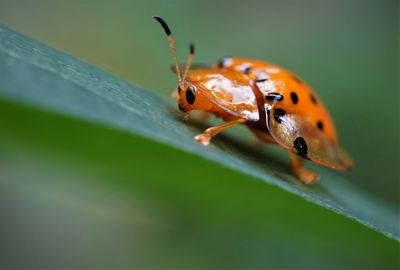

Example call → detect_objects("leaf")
0 24 398 241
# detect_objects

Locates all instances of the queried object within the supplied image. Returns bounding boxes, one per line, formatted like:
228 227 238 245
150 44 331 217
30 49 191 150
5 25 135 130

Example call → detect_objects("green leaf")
0 24 398 242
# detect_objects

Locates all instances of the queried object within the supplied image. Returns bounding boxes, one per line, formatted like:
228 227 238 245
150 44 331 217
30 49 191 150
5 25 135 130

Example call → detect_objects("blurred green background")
0 0 399 268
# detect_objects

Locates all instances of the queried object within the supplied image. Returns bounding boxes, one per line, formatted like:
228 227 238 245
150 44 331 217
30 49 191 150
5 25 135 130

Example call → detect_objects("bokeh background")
0 0 399 268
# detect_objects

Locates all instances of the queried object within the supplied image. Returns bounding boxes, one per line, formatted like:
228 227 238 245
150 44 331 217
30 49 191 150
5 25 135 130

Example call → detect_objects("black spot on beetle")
294 137 308 158
177 86 182 94
317 121 324 131
290 92 299 104
310 94 318 104
186 86 196 105
243 66 251 74
266 93 284 102
178 103 185 111
236 64 251 74
256 75 268 82
274 109 286 123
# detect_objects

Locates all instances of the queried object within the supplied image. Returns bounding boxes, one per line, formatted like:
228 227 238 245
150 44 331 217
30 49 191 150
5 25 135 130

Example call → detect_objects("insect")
153 16 353 184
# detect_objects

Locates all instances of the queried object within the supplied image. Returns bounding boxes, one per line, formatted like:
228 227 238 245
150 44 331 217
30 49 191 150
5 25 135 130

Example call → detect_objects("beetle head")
176 82 198 112
154 16 200 112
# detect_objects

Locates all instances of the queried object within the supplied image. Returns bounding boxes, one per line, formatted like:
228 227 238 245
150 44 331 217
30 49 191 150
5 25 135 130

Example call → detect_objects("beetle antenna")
153 16 183 85
182 43 195 82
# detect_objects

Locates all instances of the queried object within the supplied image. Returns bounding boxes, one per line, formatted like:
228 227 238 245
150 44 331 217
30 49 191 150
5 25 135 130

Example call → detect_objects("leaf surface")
0 25 398 241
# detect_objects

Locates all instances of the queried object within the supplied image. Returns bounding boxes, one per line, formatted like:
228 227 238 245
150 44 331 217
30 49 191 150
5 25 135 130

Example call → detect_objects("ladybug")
153 16 353 184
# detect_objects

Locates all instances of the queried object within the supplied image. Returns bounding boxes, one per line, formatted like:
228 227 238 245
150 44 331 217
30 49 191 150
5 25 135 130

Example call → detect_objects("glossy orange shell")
185 67 259 121
220 58 337 142
179 57 352 171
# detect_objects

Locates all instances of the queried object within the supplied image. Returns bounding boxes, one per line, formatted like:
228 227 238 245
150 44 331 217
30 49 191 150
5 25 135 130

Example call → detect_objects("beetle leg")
195 118 246 146
182 112 191 121
289 153 320 185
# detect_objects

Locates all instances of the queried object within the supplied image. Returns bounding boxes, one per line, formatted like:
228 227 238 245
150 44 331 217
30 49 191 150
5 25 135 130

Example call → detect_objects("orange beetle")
154 16 353 184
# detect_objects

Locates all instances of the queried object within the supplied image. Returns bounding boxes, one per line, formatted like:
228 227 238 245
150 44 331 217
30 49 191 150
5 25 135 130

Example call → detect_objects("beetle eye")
186 86 196 105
